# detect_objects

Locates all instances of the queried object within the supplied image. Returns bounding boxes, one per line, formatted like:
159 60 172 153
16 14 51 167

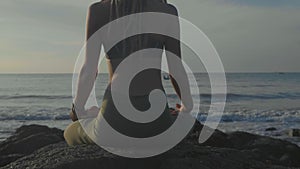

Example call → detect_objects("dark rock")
228 132 300 167
0 125 64 167
1 122 300 169
1 142 293 169
188 121 231 147
0 154 23 167
289 129 300 137
187 122 300 167
279 154 291 163
266 127 277 131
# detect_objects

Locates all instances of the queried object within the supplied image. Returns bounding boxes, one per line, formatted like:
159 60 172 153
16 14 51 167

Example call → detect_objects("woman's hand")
70 105 100 122
176 103 193 113
69 108 78 122
170 102 193 116
169 107 179 116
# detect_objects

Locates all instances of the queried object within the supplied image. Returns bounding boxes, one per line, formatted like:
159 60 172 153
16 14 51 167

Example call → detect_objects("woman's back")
89 0 179 96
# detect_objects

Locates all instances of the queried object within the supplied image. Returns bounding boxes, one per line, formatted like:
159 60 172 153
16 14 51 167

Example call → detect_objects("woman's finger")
176 104 181 109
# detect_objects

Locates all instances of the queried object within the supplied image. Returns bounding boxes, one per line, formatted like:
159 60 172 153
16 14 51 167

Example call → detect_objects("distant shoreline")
0 72 300 75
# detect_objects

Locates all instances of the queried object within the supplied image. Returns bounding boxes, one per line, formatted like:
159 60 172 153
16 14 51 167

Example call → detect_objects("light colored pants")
64 90 173 146
64 121 94 146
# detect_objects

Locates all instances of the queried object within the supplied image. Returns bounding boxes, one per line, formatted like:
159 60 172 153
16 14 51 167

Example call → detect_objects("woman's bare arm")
73 4 102 114
165 6 193 112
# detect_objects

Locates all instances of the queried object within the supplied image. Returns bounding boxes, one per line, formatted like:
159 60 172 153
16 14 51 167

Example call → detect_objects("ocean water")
0 73 300 145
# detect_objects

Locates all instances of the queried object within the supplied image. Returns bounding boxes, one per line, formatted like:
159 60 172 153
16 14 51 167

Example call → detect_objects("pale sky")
0 0 299 73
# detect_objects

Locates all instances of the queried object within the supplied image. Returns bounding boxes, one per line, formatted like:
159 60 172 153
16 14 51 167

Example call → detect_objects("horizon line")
0 71 299 75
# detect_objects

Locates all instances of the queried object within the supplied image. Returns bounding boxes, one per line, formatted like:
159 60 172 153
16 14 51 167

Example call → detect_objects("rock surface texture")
1 122 300 169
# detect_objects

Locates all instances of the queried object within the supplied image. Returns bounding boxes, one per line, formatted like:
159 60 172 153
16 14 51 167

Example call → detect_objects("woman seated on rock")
64 0 193 146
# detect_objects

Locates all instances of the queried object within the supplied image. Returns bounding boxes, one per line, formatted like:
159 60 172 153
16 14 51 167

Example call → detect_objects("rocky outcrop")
265 127 277 131
0 125 64 167
1 122 300 169
289 129 300 137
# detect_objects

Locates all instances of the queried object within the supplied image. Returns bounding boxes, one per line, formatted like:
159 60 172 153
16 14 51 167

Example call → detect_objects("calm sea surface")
0 73 299 145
